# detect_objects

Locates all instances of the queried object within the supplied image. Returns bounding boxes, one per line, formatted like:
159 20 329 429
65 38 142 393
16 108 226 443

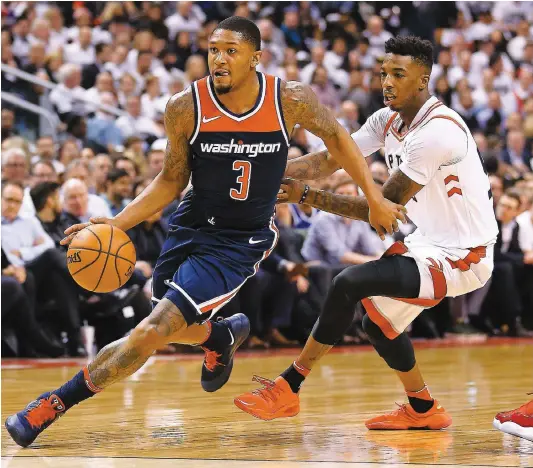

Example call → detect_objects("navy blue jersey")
173 72 289 230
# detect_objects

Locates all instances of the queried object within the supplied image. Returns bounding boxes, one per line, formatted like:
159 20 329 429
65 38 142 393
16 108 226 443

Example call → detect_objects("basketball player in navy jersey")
5 17 405 447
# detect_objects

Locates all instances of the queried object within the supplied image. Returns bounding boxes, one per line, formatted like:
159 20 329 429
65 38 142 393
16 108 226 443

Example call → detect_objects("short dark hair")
107 168 130 183
158 47 174 60
311 65 328 83
503 189 522 207
484 154 499 174
95 43 108 55
2 28 14 44
114 156 138 175
66 115 85 133
133 179 151 196
110 15 129 25
123 136 143 148
489 52 502 68
30 181 60 212
114 156 134 167
214 16 261 51
384 36 434 71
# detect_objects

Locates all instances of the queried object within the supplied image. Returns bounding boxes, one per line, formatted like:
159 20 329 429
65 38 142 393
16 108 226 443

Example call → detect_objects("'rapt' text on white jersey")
352 96 498 249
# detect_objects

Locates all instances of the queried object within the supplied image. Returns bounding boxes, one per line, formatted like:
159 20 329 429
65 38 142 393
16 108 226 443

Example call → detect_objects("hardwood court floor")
2 339 533 468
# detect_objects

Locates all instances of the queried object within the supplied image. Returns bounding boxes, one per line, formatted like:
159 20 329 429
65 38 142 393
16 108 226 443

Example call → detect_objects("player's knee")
131 298 188 351
361 314 416 372
330 269 356 301
362 313 386 342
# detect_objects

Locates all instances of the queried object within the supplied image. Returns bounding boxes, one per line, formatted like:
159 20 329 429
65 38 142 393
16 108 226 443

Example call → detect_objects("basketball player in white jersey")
234 36 499 429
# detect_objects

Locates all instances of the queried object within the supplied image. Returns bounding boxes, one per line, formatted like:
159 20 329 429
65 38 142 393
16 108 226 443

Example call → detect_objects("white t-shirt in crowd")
49 84 88 116
517 210 533 252
115 114 164 140
63 42 96 66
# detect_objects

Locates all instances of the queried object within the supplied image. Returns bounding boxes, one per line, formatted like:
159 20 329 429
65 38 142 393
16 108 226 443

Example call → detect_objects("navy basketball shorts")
151 222 279 325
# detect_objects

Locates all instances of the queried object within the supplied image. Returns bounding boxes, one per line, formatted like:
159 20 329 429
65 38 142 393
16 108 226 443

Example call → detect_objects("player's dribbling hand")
60 217 118 246
277 178 306 204
368 198 407 240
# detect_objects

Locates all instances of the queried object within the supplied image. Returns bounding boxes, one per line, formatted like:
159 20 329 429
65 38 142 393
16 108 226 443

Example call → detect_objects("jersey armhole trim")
275 76 290 146
189 81 202 145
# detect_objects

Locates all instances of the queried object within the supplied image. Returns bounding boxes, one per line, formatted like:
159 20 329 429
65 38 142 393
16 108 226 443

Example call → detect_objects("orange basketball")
67 224 136 293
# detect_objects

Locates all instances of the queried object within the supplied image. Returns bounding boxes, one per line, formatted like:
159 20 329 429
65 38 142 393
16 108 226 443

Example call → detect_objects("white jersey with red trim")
352 96 498 250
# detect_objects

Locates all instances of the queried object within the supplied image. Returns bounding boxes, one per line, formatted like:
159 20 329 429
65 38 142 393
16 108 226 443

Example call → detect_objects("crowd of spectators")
1 1 533 357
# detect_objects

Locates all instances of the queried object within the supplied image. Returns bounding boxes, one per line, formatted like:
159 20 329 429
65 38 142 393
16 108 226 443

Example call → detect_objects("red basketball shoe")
493 398 533 441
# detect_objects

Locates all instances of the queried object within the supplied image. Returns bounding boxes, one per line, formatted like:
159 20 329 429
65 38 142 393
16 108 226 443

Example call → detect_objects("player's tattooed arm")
280 81 405 238
111 89 194 231
383 169 424 205
313 170 419 219
278 178 372 221
278 169 420 223
284 149 341 180
280 81 339 140
160 90 194 189
280 81 371 187
310 189 370 221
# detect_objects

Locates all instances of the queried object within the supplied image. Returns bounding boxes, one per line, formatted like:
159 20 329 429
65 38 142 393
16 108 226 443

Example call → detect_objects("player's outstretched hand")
277 178 306 204
369 198 407 240
60 217 118 246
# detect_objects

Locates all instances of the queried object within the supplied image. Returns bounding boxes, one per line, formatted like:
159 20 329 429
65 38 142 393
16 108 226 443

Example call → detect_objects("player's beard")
214 84 232 95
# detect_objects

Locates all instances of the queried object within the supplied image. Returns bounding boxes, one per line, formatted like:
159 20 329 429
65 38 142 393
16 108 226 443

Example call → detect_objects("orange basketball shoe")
365 400 452 430
234 375 300 420
493 398 533 441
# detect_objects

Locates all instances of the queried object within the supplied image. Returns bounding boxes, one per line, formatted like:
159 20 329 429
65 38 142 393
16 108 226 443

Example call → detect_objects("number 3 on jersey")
230 160 251 201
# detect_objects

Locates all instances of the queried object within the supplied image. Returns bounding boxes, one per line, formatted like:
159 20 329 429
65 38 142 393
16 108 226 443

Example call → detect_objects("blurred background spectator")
2 180 86 356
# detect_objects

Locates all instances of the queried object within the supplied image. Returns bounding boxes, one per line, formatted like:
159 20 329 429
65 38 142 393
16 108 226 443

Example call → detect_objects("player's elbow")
326 153 342 174
159 169 189 190
322 131 342 150
322 125 354 157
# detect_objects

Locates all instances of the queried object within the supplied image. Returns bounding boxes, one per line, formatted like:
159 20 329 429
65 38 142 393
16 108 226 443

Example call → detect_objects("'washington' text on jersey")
200 140 282 158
